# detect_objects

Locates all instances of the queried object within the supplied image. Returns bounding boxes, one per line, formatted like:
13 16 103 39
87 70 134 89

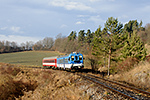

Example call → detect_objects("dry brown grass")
112 61 150 91
116 57 139 73
0 63 92 100
145 44 150 55
0 63 38 100
19 69 90 100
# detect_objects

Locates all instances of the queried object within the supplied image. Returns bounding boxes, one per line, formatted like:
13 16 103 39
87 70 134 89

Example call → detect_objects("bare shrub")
116 57 139 73
86 53 99 72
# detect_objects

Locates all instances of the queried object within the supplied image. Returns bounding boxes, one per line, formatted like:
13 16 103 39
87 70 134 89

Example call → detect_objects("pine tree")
121 20 147 61
92 17 124 75
104 17 124 75
78 30 85 43
92 26 105 71
92 26 107 67
68 31 76 41
85 29 94 46
92 26 103 58
121 31 147 61
124 20 143 38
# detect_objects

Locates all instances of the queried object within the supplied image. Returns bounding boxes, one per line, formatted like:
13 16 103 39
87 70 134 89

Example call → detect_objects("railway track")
77 73 150 100
23 66 150 99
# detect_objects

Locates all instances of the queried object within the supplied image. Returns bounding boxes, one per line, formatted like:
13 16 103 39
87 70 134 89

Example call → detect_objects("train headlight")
79 56 82 60
71 56 74 61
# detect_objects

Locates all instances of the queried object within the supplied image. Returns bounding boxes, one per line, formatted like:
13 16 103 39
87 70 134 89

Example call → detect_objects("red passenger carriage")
42 56 57 68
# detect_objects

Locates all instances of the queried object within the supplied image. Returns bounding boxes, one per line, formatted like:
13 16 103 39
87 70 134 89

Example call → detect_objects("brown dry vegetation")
0 63 100 100
0 63 38 100
111 61 150 92
0 57 150 100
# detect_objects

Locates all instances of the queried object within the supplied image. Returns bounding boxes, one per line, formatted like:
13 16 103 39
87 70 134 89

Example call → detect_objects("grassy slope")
0 51 60 67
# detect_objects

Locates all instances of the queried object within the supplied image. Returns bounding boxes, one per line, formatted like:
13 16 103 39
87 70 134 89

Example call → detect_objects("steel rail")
86 73 150 96
78 73 141 100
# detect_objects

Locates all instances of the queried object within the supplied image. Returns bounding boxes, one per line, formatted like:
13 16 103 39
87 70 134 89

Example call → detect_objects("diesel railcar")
42 52 84 70
57 52 84 70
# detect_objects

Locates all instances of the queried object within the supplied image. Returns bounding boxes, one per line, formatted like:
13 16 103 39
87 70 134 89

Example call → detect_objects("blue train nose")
75 56 78 61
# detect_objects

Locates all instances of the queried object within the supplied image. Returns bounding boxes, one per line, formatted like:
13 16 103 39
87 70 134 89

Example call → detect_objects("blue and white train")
42 52 84 70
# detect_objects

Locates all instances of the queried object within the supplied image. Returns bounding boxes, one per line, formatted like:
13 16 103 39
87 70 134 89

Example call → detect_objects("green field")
0 51 60 66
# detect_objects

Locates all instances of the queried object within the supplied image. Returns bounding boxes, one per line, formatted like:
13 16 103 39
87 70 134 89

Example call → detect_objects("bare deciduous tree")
43 37 54 50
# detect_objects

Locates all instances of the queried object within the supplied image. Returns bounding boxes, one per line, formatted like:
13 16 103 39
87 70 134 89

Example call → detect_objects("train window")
71 56 74 61
60 59 63 63
44 60 54 63
79 56 82 60
75 56 78 60
51 60 55 63
43 60 47 63
65 58 68 63
68 57 70 61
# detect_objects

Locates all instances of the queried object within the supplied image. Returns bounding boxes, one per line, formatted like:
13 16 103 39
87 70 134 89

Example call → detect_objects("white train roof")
43 56 58 60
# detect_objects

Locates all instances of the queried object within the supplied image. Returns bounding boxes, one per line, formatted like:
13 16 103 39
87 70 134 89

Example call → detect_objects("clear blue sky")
0 0 150 44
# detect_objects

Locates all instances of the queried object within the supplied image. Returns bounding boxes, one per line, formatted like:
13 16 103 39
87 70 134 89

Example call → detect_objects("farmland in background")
0 51 60 66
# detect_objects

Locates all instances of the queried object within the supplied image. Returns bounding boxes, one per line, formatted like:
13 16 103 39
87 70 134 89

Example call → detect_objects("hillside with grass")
0 51 60 66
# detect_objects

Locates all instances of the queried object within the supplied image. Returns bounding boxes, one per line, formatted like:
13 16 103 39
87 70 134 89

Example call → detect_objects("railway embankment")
0 63 106 100
0 62 150 99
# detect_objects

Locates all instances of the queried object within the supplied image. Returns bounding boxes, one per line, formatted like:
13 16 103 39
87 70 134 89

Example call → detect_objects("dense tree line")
0 37 54 53
0 40 34 54
0 41 22 53
32 37 54 50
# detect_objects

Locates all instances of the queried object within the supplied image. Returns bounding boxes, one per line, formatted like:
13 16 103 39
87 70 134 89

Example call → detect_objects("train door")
63 58 65 69
55 59 57 68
